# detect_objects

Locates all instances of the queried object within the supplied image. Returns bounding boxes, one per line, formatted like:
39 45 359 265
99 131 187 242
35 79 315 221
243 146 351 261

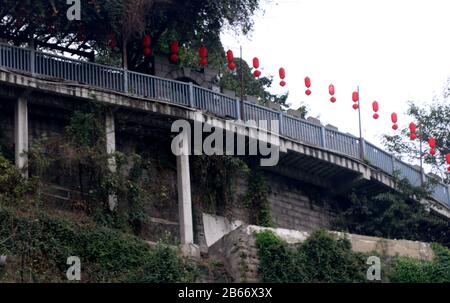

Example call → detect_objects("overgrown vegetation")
244 169 273 227
255 230 366 282
255 230 450 283
334 175 450 248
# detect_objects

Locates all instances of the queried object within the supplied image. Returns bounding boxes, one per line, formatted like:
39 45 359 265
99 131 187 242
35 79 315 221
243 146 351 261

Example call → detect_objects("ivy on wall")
244 169 273 227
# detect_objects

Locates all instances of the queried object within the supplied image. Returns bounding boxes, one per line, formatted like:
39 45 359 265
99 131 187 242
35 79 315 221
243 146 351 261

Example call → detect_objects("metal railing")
0 42 449 208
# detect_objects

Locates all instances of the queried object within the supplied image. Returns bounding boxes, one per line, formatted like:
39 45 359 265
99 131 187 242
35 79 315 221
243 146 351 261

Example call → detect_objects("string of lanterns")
138 36 450 173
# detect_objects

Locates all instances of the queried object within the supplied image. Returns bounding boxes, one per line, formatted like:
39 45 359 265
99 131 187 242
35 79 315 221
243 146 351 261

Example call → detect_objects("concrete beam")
105 110 118 211
176 131 194 245
14 97 28 177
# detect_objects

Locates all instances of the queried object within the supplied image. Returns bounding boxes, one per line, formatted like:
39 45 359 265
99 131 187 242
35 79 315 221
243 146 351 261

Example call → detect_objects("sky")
221 0 450 149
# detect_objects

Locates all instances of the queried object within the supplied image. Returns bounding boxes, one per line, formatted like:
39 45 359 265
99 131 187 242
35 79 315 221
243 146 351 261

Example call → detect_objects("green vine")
244 169 273 227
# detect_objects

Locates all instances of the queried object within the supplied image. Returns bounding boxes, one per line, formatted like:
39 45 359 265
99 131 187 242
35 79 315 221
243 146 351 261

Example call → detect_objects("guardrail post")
391 155 396 173
123 69 128 93
235 98 241 120
320 126 327 148
188 82 195 108
278 112 284 135
30 48 35 75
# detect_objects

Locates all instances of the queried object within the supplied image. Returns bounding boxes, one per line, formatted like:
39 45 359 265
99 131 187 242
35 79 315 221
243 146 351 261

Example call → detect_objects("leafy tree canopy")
383 78 450 183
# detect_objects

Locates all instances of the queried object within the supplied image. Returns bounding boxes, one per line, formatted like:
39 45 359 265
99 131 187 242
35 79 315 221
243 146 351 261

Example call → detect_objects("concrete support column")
105 110 118 211
176 131 194 246
14 97 28 177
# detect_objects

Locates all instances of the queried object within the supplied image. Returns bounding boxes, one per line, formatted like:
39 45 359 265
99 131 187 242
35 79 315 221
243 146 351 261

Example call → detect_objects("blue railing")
0 42 449 208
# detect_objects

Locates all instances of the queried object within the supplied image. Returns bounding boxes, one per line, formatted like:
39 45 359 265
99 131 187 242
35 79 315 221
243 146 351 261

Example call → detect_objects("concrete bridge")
0 43 449 253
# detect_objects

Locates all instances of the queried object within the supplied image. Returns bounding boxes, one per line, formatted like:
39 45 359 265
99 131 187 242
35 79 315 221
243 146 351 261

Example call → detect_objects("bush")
255 230 366 283
0 206 196 282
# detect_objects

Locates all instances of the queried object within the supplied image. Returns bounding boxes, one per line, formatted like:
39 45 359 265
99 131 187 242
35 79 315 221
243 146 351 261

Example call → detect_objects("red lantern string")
372 101 379 119
199 46 208 66
428 137 436 148
328 84 335 96
390 112 398 130
279 68 286 87
352 91 359 102
409 122 417 140
169 41 179 63
446 153 450 172
330 96 336 103
430 148 436 156
352 103 359 110
304 77 311 95
252 57 261 78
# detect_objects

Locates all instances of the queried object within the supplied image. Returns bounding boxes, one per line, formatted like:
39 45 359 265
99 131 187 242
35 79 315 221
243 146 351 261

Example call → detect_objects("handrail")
0 42 448 208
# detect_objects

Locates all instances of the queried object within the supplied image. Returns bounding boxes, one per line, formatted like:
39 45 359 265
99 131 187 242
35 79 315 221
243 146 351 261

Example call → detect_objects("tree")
0 0 261 69
383 79 450 183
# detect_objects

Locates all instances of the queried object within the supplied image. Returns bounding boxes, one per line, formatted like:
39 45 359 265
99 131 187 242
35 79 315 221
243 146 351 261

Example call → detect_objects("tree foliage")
383 79 450 182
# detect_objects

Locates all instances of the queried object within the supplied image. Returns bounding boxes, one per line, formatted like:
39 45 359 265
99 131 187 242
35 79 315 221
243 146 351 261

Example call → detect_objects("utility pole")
357 85 365 160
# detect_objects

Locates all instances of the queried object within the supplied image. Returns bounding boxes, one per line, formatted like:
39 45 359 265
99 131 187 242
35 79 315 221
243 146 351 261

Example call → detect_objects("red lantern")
143 34 151 47
330 97 336 103
305 89 311 96
328 84 335 96
199 46 207 58
392 124 398 130
410 133 417 140
373 113 379 120
352 103 359 110
280 80 286 87
430 148 436 156
391 112 398 124
170 54 179 62
253 57 260 69
279 68 285 79
228 62 236 70
143 47 152 57
253 70 261 78
409 122 416 133
200 57 208 66
447 166 450 172
372 101 379 112
428 137 436 148
170 41 179 54
226 50 234 62
304 77 311 88
352 91 359 102
446 153 450 164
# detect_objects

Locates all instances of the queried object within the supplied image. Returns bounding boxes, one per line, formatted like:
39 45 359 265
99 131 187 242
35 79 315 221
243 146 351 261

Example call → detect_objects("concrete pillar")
105 111 118 211
14 97 28 177
176 131 194 246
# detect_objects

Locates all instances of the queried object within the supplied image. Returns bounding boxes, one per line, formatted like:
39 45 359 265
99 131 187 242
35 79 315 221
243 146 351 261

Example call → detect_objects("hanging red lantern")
328 84 335 96
279 68 286 79
226 50 234 62
280 81 286 87
430 148 436 156
410 133 417 140
304 77 311 88
253 57 260 69
200 57 208 66
143 34 151 47
391 112 398 124
352 103 359 110
409 122 417 133
373 114 379 120
305 89 311 96
228 62 236 70
392 124 398 130
372 101 379 112
170 54 179 63
446 153 450 164
253 70 261 78
330 97 336 103
428 137 436 148
352 91 359 102
170 41 179 54
143 47 152 57
199 46 207 58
